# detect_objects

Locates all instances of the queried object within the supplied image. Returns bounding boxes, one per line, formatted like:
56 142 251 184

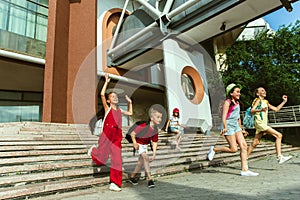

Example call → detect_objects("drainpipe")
98 71 163 90
0 49 45 65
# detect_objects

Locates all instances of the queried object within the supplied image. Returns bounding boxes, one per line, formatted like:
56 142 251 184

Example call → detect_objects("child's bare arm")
150 142 158 162
130 131 139 150
121 95 133 116
269 95 288 112
101 73 110 111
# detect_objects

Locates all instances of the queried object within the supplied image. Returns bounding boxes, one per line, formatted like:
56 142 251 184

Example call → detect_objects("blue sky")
263 1 300 30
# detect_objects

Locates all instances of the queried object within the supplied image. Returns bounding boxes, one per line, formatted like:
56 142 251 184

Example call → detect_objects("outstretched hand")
282 95 288 102
220 128 227 136
125 95 132 103
242 129 249 136
104 73 111 83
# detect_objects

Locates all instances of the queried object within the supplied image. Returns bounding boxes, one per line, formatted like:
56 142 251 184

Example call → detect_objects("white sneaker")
278 155 292 164
240 170 259 176
87 144 97 157
109 183 122 192
207 146 215 161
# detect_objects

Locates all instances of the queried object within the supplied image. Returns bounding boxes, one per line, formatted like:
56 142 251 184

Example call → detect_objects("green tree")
220 20 300 109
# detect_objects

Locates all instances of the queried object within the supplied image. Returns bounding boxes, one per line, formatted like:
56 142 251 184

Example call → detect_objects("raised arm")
121 95 133 116
100 73 110 111
269 95 288 112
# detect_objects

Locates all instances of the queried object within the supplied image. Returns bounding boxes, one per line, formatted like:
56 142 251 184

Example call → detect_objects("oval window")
181 74 195 100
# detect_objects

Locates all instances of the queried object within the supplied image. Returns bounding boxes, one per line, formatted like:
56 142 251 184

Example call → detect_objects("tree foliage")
220 20 300 109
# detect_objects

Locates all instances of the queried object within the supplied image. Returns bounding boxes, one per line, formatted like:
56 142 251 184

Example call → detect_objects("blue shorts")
170 126 184 135
225 122 242 136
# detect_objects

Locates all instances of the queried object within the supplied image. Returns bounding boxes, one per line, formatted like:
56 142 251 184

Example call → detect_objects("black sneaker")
148 179 155 188
129 177 138 185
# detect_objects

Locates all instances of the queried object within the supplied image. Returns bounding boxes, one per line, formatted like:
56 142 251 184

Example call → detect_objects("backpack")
125 121 152 143
242 99 263 129
89 107 111 136
242 107 254 129
125 121 158 155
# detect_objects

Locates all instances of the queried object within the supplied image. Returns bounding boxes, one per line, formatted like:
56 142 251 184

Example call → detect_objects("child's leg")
109 130 123 187
91 134 110 165
265 128 283 158
130 155 144 178
235 132 248 171
247 132 263 158
110 145 122 187
140 152 152 180
214 135 238 153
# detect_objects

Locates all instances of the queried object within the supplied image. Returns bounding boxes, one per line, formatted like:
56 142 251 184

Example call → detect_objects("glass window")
0 1 9 30
181 74 195 100
0 0 48 41
0 90 43 122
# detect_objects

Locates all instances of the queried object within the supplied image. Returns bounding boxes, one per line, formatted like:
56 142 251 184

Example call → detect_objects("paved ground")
61 150 300 200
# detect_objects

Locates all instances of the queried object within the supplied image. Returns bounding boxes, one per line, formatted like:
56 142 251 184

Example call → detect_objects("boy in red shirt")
128 106 163 188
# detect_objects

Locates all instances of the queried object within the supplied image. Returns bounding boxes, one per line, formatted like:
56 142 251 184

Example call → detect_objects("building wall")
43 0 97 123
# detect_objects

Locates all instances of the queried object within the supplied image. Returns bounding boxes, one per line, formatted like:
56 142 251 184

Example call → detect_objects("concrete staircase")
0 122 298 199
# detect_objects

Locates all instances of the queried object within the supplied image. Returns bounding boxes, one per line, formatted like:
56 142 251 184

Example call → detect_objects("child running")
247 87 292 164
88 73 132 192
165 108 184 150
207 83 259 176
128 105 163 188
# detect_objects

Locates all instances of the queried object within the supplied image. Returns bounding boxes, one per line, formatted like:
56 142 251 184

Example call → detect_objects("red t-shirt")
133 123 158 145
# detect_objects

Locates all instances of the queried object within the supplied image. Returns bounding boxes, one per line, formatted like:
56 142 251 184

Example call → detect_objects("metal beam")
109 0 131 52
135 0 161 18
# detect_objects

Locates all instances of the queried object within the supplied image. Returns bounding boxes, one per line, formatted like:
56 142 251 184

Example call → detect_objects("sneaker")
109 183 122 192
207 146 215 161
240 170 259 176
87 144 97 157
278 155 292 164
129 177 138 185
148 179 155 188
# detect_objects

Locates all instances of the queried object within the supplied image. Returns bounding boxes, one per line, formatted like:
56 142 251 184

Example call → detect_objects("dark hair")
227 86 240 99
173 111 180 118
254 87 261 97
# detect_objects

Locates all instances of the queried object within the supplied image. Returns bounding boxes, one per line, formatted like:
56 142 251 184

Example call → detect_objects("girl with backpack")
207 83 259 176
247 87 292 164
88 73 133 192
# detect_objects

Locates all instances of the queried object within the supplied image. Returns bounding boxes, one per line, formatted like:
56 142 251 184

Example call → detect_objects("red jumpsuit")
91 108 123 187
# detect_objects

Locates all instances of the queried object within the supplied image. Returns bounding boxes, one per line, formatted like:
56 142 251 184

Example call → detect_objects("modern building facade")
0 0 297 132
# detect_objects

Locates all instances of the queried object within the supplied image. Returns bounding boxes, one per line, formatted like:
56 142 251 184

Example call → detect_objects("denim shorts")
225 122 242 136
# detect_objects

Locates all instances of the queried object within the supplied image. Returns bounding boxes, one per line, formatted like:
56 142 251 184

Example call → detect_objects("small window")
181 74 195 100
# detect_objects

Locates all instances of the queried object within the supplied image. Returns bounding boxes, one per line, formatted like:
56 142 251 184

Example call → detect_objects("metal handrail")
212 105 300 128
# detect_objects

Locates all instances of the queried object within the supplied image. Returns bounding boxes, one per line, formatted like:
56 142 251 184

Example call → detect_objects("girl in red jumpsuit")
89 73 132 191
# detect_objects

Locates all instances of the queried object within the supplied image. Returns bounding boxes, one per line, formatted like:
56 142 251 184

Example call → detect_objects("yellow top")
252 98 270 134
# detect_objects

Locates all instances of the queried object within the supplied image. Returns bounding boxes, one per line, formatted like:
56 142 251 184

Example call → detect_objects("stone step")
0 122 298 200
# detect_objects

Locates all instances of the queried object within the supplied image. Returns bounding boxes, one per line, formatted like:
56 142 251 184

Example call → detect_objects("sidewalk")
60 150 300 200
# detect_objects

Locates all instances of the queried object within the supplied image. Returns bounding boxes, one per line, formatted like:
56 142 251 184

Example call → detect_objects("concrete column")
43 0 97 124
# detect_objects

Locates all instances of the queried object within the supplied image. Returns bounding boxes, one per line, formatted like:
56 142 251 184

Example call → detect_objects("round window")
181 66 204 105
181 74 195 100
